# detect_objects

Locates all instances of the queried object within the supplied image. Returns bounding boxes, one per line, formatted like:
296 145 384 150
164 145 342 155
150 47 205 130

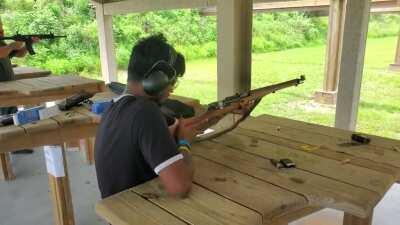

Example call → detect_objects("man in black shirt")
95 34 205 199
0 17 26 113
0 17 39 154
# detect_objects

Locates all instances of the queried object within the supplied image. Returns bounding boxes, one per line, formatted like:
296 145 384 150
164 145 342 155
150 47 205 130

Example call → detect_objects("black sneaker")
12 149 34 154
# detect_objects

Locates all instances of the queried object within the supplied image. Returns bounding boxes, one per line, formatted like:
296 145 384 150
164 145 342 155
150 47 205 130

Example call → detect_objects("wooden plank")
0 125 26 141
47 146 75 225
335 0 371 130
0 126 32 153
0 153 15 180
72 107 101 124
102 0 217 15
240 117 400 169
79 138 95 165
0 111 98 153
257 114 400 152
22 119 63 148
192 156 308 221
0 80 36 93
343 212 372 225
17 77 59 93
192 141 380 218
96 190 187 225
25 76 104 95
0 76 105 107
51 111 92 127
231 126 400 181
199 0 397 15
100 0 385 15
212 130 394 195
58 123 98 143
13 66 51 80
0 123 98 153
133 179 263 225
23 118 60 134
389 33 400 71
0 94 76 108
0 89 18 95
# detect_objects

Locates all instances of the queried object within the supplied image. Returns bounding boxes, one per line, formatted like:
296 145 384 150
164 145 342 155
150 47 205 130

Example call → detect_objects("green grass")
169 36 400 139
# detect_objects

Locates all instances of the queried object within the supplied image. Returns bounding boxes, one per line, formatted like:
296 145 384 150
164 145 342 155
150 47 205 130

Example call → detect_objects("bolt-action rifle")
0 33 66 56
191 75 306 141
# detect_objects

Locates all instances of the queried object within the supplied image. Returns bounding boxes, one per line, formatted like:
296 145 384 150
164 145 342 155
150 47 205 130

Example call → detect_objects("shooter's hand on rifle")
0 33 65 55
9 41 24 51
177 116 217 143
8 37 40 58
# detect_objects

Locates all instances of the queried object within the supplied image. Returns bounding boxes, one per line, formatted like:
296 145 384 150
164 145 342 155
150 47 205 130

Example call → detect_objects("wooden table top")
95 115 400 225
13 66 52 80
0 75 105 107
0 92 201 153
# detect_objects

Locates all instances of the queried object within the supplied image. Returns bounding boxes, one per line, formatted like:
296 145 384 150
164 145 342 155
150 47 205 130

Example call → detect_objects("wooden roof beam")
199 0 398 15
92 0 305 15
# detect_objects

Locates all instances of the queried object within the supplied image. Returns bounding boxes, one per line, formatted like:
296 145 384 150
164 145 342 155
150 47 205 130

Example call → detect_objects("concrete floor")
0 149 399 225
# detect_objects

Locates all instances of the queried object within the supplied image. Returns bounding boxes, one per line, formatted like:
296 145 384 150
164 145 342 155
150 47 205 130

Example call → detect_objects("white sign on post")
44 145 65 177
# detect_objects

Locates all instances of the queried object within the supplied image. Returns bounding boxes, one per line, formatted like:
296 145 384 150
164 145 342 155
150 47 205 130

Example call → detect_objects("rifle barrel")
250 75 305 99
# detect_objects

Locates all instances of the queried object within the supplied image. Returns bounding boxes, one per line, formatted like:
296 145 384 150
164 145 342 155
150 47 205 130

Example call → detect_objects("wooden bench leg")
0 152 15 181
45 145 75 225
79 138 95 165
343 212 372 225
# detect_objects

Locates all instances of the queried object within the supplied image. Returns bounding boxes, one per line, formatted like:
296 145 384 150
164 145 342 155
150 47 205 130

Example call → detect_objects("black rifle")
0 33 66 55
58 91 94 111
0 114 14 127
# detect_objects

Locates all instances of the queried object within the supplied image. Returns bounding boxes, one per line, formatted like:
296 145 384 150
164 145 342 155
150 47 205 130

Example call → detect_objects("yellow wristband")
178 145 191 154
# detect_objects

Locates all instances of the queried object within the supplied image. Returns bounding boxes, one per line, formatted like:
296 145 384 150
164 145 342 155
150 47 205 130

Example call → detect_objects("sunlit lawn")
118 36 400 139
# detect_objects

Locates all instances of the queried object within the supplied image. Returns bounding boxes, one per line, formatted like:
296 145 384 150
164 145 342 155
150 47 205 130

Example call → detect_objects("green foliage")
252 13 327 53
2 0 100 74
368 14 400 38
1 0 399 76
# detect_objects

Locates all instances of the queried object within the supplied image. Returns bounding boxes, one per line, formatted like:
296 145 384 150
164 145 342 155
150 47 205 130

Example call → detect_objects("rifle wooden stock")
192 75 305 141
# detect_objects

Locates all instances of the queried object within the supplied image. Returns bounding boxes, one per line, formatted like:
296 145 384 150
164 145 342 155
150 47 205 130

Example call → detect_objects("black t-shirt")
94 94 182 199
0 41 14 82
0 41 17 115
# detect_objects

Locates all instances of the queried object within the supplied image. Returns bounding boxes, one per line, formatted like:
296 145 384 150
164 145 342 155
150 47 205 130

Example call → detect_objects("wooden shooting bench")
13 66 52 80
0 75 105 107
0 92 201 225
96 114 400 225
0 75 105 181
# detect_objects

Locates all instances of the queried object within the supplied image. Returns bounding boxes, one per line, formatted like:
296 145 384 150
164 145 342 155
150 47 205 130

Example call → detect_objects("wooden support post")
314 0 346 104
343 213 372 225
389 33 400 71
335 0 371 131
46 145 75 225
217 0 252 100
79 138 95 165
0 152 15 180
95 2 118 84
